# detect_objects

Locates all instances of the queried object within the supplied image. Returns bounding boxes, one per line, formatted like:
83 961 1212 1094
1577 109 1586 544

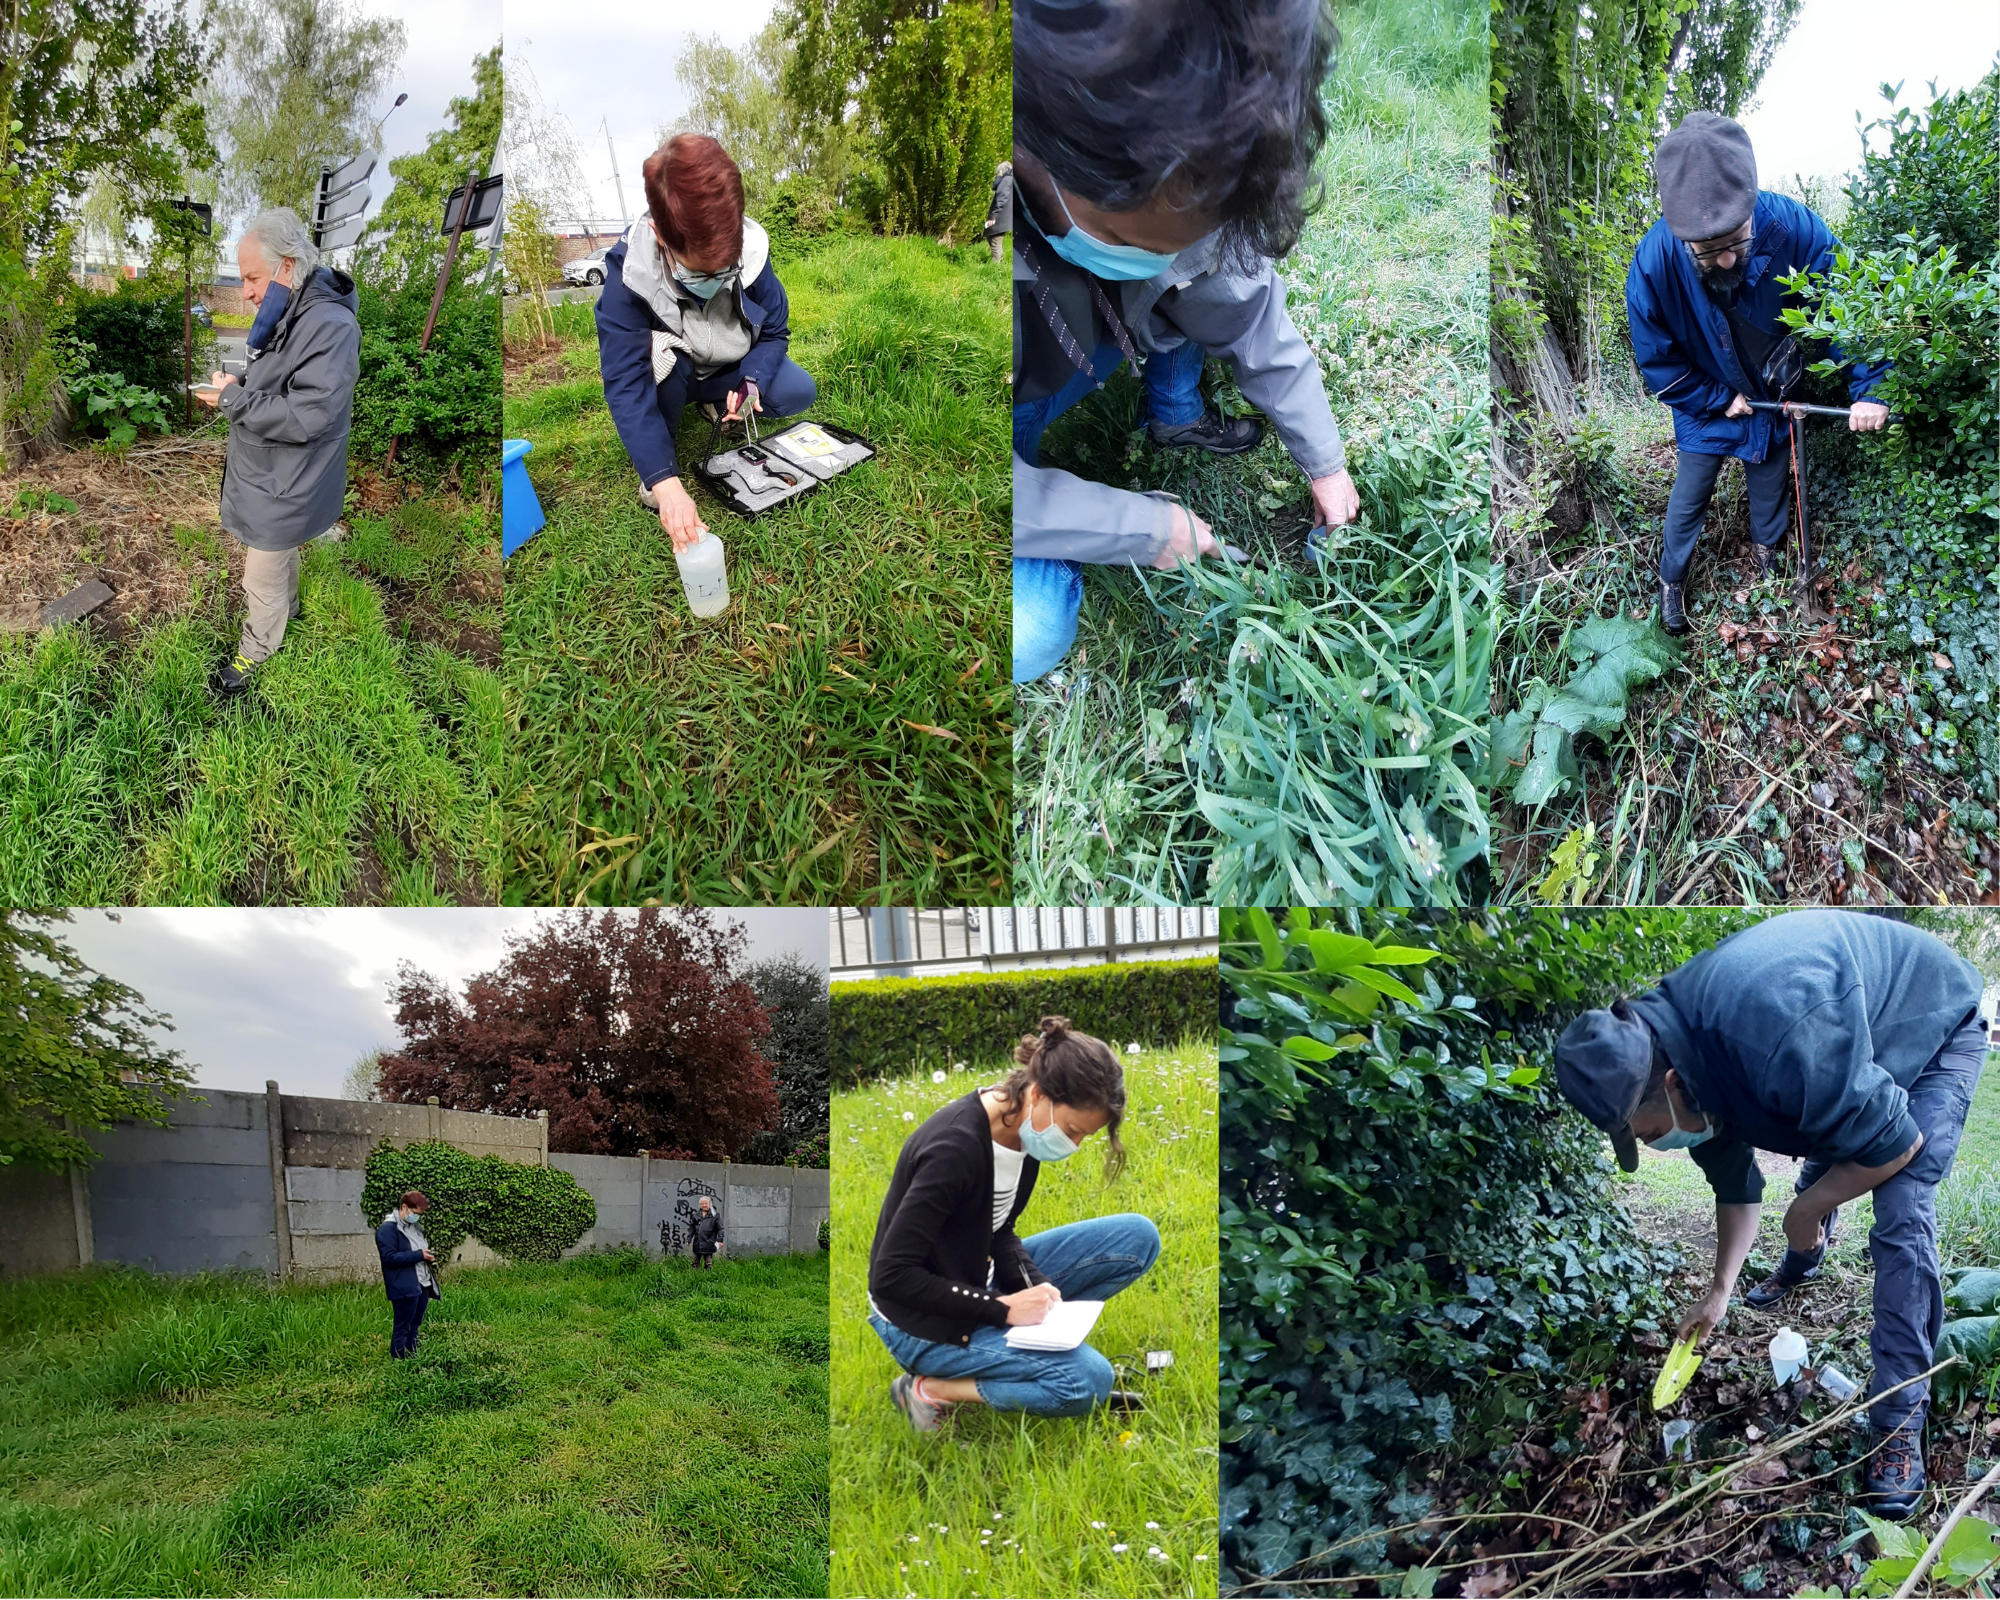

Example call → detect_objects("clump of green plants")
361 1140 596 1263
70 369 171 448
1219 908 1749 1585
1493 613 1683 806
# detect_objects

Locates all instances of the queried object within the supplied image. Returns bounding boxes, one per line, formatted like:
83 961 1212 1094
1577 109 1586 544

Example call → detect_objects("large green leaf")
1496 615 1681 808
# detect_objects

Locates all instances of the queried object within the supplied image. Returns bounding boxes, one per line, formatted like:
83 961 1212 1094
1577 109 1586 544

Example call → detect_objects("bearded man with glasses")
1623 112 1889 635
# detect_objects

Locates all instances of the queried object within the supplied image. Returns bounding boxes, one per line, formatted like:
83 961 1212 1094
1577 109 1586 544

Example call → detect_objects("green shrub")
830 956 1217 1088
817 1216 829 1251
69 369 172 447
360 1140 595 1264
350 281 499 470
67 283 216 404
1220 908 1755 1584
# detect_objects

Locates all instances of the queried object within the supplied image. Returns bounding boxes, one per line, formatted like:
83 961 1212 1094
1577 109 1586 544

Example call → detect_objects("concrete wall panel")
0 1164 80 1280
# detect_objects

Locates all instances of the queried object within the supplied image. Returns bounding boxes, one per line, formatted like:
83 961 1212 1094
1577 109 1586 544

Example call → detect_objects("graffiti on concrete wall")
659 1176 722 1255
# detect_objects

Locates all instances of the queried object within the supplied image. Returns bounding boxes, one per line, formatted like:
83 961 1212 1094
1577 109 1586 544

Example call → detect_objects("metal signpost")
384 168 502 467
169 197 213 426
312 149 379 252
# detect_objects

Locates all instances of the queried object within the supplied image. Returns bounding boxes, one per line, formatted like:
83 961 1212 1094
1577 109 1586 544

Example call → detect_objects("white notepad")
1003 1298 1104 1352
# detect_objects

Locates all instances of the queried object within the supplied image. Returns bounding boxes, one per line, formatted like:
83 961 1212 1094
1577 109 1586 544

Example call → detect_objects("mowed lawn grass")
0 1249 827 1597
832 1040 1219 1599
0 491 502 904
502 234 1010 906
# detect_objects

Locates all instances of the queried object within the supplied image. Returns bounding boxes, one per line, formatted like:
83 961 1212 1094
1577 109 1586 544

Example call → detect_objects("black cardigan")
868 1091 1049 1345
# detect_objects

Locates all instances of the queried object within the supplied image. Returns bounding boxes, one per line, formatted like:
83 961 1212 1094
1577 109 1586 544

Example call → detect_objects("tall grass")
0 1250 827 1596
502 235 1009 905
832 1038 1219 1599
1012 0 1490 904
0 496 501 904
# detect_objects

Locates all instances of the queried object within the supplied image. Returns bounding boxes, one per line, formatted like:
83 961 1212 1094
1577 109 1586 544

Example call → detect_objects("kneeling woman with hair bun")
867 1016 1162 1432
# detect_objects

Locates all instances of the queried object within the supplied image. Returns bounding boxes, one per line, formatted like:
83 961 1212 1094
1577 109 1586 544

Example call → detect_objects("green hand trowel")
1652 1335 1703 1409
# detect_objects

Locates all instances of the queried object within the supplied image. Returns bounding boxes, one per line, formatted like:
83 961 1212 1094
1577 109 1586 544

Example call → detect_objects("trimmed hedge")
831 957 1217 1088
361 1140 596 1264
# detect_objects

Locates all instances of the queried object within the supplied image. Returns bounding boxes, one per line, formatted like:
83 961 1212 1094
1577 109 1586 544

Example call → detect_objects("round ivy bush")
1220 908 1754 1584
362 1140 596 1264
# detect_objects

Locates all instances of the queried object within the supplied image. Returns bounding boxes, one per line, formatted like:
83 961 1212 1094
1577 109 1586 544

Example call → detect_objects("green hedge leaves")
361 1140 595 1265
830 957 1216 1087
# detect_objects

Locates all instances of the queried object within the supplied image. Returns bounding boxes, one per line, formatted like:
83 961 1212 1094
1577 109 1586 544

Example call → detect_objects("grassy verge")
1492 385 1992 906
832 1038 1218 1599
501 234 1009 905
1012 0 1490 905
0 465 502 904
0 1249 827 1597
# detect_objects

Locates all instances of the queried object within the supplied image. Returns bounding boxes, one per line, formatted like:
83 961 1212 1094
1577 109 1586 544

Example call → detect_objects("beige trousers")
238 544 299 663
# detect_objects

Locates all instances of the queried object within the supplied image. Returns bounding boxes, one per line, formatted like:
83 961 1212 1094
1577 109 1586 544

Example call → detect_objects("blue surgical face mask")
245 280 290 351
673 262 735 300
1646 1106 1714 1153
1042 182 1187 282
1018 1092 1080 1163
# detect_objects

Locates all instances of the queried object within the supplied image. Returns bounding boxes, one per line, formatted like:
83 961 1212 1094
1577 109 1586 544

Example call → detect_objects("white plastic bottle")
674 528 729 618
1769 1327 1808 1385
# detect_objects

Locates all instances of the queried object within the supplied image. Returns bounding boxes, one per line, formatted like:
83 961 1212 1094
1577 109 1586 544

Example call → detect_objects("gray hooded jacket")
218 266 361 551
1012 203 1346 565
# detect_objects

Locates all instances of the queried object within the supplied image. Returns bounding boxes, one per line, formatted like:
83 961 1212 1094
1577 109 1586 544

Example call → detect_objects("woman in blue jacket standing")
375 1189 441 1359
594 133 819 552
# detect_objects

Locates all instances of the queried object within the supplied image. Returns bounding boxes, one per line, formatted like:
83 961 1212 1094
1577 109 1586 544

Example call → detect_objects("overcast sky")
55 909 827 1098
507 0 778 227
1737 0 1998 189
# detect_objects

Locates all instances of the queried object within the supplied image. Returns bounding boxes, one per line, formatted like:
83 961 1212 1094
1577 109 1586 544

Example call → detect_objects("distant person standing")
984 160 1013 265
375 1189 441 1359
691 1194 724 1269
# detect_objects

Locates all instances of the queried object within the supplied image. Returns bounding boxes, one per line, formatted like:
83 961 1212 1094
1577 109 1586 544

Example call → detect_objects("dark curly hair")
1013 0 1338 266
991 1015 1128 1180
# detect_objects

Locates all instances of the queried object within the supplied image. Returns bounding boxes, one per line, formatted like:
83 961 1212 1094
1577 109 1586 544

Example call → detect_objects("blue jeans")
1011 339 1207 683
1786 1014 1987 1432
388 1293 429 1359
869 1213 1163 1416
1662 446 1790 584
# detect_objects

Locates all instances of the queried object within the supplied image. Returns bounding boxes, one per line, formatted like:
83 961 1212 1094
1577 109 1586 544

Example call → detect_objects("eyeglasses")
1686 227 1753 265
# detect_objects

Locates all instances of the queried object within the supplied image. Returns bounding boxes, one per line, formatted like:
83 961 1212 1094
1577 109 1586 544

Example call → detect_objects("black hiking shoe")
1752 540 1781 577
1864 1412 1927 1521
1659 579 1688 635
1147 406 1262 456
1744 1206 1840 1309
213 652 258 695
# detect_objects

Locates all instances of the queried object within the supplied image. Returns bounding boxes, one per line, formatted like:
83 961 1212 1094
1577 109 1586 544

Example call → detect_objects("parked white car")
562 246 611 287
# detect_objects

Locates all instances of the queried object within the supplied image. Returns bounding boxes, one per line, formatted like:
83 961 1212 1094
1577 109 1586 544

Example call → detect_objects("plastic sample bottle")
675 528 729 618
1769 1327 1808 1385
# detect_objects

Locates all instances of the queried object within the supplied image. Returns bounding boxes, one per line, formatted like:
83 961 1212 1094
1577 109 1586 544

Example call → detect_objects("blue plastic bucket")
502 437 545 557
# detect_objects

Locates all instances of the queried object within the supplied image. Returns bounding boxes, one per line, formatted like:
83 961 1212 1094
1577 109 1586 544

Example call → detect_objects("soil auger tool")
1744 398 1862 621
1652 1333 1704 1409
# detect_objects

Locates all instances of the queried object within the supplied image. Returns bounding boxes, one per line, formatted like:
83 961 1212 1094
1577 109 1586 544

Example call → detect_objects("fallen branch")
1891 1455 2000 1600
1665 775 1781 905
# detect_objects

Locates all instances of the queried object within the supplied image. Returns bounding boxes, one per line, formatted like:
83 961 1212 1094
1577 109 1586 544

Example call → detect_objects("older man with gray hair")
193 206 360 693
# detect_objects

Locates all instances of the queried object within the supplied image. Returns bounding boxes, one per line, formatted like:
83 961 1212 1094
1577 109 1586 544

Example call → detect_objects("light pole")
370 91 409 150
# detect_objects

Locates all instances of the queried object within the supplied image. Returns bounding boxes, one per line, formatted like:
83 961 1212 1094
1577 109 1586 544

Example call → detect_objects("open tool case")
693 414 875 518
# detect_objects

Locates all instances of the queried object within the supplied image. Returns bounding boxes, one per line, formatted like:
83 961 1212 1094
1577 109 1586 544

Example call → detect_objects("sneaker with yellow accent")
214 652 258 694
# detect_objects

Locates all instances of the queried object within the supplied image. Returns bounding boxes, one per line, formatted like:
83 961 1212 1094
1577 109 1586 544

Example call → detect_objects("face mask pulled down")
1019 1093 1080 1163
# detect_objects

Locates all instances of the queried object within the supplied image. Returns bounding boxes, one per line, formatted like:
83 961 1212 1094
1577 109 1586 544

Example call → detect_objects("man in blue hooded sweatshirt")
1554 911 1987 1519
1626 112 1889 635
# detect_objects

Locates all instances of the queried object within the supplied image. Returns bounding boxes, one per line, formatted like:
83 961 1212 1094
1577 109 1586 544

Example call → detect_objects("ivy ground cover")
501 236 1009 906
831 1038 1219 1598
1012 0 1491 906
0 1248 827 1597
0 455 502 905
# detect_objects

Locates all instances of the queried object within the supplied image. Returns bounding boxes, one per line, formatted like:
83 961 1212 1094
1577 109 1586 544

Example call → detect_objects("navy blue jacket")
1626 191 1888 465
375 1218 438 1300
1628 911 1983 1204
593 239 792 490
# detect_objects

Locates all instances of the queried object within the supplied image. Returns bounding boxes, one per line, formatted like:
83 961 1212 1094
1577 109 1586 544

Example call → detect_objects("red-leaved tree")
376 909 780 1158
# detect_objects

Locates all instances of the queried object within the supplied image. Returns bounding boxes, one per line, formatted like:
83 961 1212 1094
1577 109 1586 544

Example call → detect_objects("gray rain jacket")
218 265 361 551
1012 201 1345 565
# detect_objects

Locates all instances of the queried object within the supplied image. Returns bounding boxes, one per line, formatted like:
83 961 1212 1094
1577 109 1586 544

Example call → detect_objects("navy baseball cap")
1554 1005 1655 1172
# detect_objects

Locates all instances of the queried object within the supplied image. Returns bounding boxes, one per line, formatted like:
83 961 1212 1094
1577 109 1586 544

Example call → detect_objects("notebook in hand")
1003 1298 1105 1352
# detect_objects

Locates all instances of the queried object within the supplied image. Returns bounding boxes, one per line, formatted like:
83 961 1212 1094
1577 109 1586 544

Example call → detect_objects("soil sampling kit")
693 412 874 518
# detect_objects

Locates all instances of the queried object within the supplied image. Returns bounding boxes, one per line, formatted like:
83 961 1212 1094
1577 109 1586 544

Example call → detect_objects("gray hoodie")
218 265 361 551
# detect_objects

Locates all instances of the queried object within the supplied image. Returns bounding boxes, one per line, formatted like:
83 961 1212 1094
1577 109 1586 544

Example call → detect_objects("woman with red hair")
594 133 819 548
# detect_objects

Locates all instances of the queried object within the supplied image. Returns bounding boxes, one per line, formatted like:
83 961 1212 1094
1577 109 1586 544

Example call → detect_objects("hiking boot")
1744 1206 1840 1309
1752 540 1781 577
1659 579 1688 635
890 1373 945 1434
214 652 258 695
1864 1413 1927 1521
1147 406 1262 456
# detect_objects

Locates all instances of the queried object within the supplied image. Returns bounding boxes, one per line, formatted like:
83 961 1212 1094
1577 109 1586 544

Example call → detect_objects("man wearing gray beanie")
1624 112 1889 635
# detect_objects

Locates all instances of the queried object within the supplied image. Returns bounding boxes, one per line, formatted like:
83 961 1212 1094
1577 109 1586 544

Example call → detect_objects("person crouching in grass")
867 1015 1161 1432
595 133 820 553
193 208 360 694
375 1189 441 1359
692 1193 724 1268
